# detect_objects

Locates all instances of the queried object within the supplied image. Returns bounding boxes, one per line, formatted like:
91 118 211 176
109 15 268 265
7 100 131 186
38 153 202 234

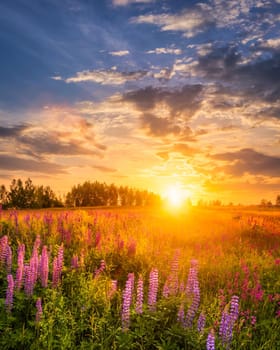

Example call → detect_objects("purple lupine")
6 244 12 274
219 311 233 345
219 295 239 346
24 258 37 296
15 244 25 290
184 280 200 327
177 303 185 326
148 268 159 311
5 274 14 312
207 330 215 350
36 298 43 323
186 259 199 298
121 273 134 331
135 276 144 314
230 295 239 322
39 246 49 288
197 312 206 333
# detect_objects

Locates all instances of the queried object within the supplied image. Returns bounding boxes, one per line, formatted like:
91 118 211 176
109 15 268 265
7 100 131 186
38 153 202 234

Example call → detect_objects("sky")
0 0 280 204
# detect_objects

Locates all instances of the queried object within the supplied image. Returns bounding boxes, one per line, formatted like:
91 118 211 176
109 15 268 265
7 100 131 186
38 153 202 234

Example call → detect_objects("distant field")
0 207 279 349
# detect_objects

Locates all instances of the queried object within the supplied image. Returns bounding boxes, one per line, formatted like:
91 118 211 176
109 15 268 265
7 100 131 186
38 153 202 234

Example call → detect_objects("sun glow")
164 184 191 208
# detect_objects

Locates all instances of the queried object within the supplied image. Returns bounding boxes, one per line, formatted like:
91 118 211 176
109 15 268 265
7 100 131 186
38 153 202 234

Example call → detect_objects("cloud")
131 9 212 38
141 113 181 137
92 165 117 172
260 38 280 51
113 0 154 5
0 124 29 138
212 148 280 177
19 133 102 157
146 47 182 55
123 84 203 116
109 50 130 56
65 68 147 85
0 155 67 174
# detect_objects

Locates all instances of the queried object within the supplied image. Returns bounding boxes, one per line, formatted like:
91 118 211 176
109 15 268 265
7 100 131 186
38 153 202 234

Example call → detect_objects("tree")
276 195 280 207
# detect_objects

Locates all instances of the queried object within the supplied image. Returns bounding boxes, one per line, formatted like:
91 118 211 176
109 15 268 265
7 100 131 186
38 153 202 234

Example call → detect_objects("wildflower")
219 295 239 346
5 274 14 312
197 312 206 333
148 268 159 311
39 246 49 288
185 280 200 327
177 303 185 326
15 244 25 290
121 273 134 331
36 298 43 323
6 245 12 274
52 244 64 288
206 329 215 350
135 276 144 314
186 259 199 298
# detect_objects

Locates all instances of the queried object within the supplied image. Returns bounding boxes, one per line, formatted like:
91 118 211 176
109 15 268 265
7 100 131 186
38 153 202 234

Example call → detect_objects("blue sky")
0 0 280 203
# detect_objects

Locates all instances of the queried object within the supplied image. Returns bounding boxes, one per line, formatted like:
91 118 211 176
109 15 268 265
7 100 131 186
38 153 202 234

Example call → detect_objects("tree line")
0 178 161 209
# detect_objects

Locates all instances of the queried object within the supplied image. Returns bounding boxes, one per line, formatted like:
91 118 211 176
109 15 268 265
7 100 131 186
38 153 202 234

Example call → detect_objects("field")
0 206 279 349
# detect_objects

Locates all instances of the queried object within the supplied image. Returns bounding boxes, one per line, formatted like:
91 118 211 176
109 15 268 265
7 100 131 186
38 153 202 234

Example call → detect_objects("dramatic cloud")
146 48 182 55
109 50 130 56
212 148 280 177
0 155 67 174
65 69 147 85
123 85 203 116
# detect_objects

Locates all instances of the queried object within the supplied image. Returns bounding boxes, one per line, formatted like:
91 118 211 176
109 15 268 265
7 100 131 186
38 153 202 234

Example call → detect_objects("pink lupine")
135 276 144 314
15 244 25 290
148 268 159 311
39 246 49 288
36 298 43 323
5 274 14 312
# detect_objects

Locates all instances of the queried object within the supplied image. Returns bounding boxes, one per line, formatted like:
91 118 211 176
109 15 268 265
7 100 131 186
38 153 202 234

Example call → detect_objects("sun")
163 184 191 208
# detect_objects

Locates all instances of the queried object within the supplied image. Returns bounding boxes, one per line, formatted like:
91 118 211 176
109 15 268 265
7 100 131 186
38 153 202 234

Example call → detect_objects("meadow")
0 206 279 349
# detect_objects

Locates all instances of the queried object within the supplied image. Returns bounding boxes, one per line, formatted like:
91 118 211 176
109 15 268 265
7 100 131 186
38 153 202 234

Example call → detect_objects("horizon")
0 0 280 205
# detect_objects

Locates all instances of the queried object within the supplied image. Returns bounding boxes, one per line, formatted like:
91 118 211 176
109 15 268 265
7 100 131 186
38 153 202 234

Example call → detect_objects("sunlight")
163 184 191 208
